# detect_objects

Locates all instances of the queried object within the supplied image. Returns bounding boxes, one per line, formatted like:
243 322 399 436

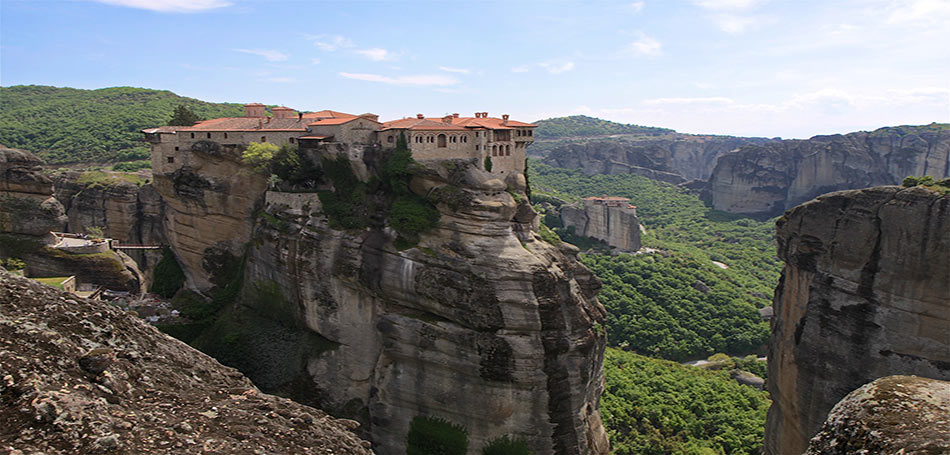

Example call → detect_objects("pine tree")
167 104 202 126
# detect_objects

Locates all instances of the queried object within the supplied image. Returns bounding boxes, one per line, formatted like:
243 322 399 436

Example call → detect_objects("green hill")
529 161 778 360
602 348 769 455
0 85 244 164
532 115 674 140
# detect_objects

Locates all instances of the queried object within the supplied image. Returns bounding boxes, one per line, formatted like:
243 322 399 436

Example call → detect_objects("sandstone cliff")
539 134 770 182
766 185 950 455
804 375 950 455
151 143 610 454
0 268 371 454
708 124 950 216
0 145 67 235
560 201 641 252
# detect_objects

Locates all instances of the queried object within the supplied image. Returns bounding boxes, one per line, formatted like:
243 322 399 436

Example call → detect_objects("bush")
482 435 532 455
390 195 440 244
150 247 185 298
484 155 493 172
242 141 280 171
406 416 468 455
112 160 151 172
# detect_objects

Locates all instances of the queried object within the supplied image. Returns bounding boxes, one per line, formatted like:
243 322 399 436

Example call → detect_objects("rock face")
708 125 950 216
0 145 67 235
804 375 950 455
163 150 610 454
540 134 770 182
766 185 950 455
0 269 371 454
560 199 641 252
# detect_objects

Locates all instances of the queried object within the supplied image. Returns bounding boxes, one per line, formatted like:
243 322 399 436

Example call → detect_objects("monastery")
143 104 536 176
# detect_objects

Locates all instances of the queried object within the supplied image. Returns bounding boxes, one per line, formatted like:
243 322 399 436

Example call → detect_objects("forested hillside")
529 161 778 360
0 85 244 163
533 115 674 139
602 348 769 455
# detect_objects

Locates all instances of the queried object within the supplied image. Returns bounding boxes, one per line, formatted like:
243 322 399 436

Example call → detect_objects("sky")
1 0 948 139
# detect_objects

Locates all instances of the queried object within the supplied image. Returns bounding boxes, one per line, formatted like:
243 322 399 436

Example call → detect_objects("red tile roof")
141 126 181 134
380 115 536 131
307 117 361 126
301 110 357 119
176 117 308 132
379 117 469 131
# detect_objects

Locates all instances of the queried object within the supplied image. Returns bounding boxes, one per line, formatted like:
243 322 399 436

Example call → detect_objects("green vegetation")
484 155 493 172
167 103 202 126
406 416 468 455
111 160 151 172
389 195 440 245
3 257 26 271
0 85 243 163
33 276 71 289
902 175 950 195
530 161 776 360
150 247 185 298
482 435 532 455
241 141 280 171
533 115 673 140
76 170 146 188
602 348 769 455
318 156 370 230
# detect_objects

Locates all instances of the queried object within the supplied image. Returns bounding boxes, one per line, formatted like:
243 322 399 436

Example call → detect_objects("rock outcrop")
708 124 950 216
539 134 770 182
0 145 67 235
766 185 950 455
560 198 641 252
155 147 610 454
804 375 950 455
0 269 371 454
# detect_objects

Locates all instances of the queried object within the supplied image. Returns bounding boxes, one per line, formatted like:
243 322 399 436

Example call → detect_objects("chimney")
272 106 296 119
359 113 380 122
453 113 459 118
244 103 266 118
417 114 424 119
474 112 480 118
442 115 453 124
502 114 509 125
483 112 489 118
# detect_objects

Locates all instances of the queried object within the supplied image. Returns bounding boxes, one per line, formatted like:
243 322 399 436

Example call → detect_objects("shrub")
390 195 440 244
3 257 26 271
150 246 185 298
482 435 532 455
112 160 151 172
406 416 468 455
241 141 279 172
484 155 493 172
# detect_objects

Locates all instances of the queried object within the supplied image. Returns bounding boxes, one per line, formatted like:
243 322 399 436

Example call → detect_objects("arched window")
289 138 295 144
437 134 447 148
462 135 467 143
506 145 511 156
492 145 498 156
450 135 457 143
387 135 394 143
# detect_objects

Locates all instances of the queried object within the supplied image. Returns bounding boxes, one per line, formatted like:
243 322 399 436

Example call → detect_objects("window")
174 147 179 151
388 135 394 143
517 130 522 136
167 156 175 163
528 130 533 136
224 133 228 139
476 132 481 137
261 136 266 142
476 145 480 151
506 145 511 156
416 136 423 143
190 133 195 139
437 134 447 148
462 136 467 143
492 145 498 156
207 133 211 139
450 135 457 143
289 138 295 144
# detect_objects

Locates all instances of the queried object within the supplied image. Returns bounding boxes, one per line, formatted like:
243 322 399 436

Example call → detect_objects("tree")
241 142 279 172
167 104 202 126
484 155 493 172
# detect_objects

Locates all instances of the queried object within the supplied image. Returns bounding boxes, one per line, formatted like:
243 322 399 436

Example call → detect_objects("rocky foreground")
0 269 371 454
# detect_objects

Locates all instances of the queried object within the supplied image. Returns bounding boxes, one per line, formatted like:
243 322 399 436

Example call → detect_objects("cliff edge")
0 269 371 454
765 185 950 454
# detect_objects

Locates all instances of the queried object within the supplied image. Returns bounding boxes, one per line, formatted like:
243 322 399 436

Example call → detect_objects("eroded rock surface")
765 185 950 455
0 145 67 235
708 125 950 216
540 134 769 182
560 201 641 252
0 269 371 454
804 375 950 455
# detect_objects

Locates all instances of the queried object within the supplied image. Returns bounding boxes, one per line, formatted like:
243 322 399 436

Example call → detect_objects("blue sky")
1 0 948 138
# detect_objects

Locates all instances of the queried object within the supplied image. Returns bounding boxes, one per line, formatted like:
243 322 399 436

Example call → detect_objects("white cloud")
692 0 762 10
540 61 575 74
338 72 459 87
511 65 530 73
268 77 295 83
311 58 321 65
629 1 645 12
234 49 289 62
356 48 398 61
884 0 950 24
89 0 231 12
712 13 757 34
629 34 662 56
439 66 471 74
644 97 735 105
309 35 354 51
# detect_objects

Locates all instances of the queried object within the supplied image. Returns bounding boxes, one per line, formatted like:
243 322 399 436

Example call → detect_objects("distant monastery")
143 103 536 176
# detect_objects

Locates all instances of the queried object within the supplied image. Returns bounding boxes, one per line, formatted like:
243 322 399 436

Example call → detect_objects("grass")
33 276 72 289
76 170 146 188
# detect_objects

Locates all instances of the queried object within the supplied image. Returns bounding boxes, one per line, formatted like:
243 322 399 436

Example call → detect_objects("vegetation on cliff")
602 348 769 455
533 115 674 139
530 162 776 360
902 175 950 195
0 85 243 163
